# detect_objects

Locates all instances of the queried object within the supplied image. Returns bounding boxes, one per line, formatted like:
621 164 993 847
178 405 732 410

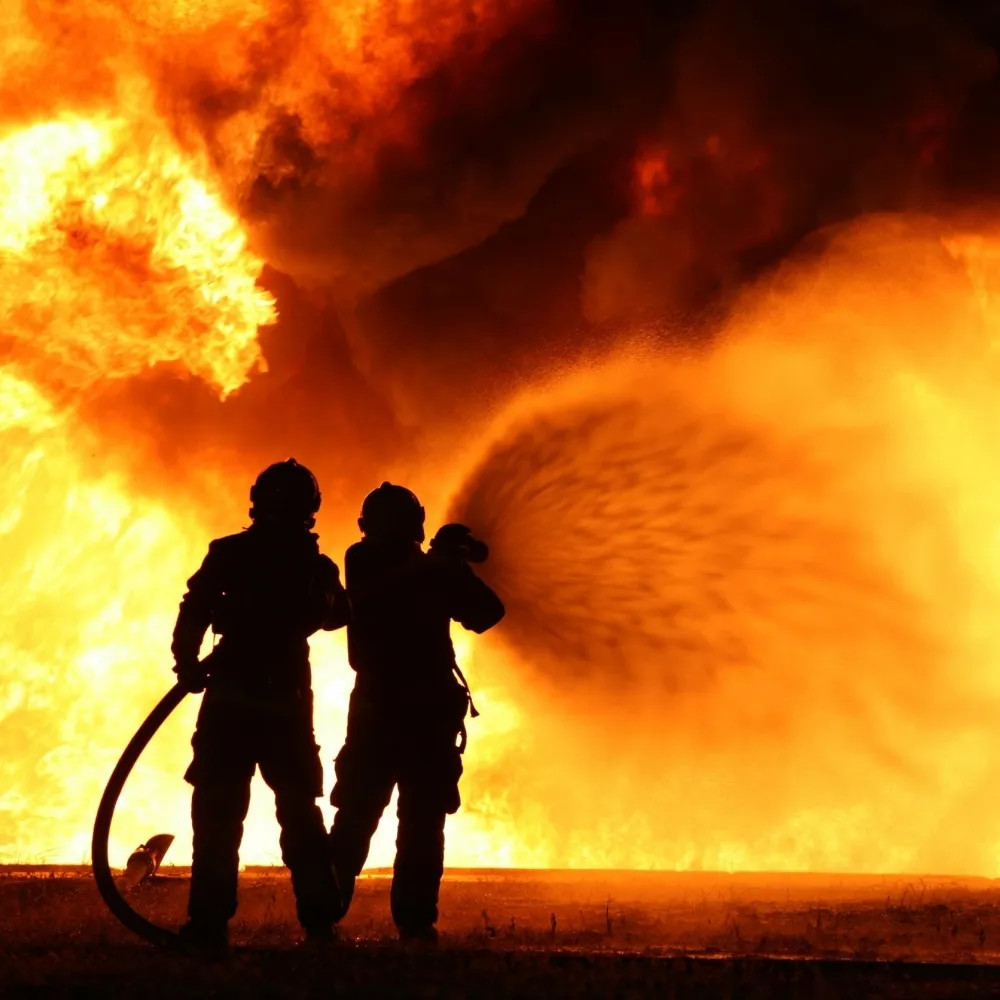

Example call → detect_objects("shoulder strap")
452 662 479 719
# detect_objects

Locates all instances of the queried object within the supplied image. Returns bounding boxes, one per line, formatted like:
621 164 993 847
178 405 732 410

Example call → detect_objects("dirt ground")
6 867 1000 996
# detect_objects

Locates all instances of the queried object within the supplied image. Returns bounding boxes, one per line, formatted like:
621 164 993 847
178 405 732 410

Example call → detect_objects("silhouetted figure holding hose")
171 459 350 956
329 483 504 943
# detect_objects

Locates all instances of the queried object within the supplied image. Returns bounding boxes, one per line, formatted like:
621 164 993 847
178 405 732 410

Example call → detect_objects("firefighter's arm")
311 555 352 632
446 561 505 634
171 542 226 689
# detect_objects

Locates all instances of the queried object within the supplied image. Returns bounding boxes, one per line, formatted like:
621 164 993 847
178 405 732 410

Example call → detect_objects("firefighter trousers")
185 688 338 932
328 684 465 932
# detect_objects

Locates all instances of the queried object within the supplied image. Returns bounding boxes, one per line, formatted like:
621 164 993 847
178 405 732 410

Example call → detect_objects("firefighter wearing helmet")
170 459 350 955
328 483 504 942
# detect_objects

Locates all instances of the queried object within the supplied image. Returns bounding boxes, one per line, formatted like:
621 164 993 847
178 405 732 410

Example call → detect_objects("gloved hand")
429 523 489 564
173 656 208 694
310 557 351 631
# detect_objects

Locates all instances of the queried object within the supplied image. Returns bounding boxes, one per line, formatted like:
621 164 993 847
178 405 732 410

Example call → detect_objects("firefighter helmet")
249 459 322 526
359 482 425 543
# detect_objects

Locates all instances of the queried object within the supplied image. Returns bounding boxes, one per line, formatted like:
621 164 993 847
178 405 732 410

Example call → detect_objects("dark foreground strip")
6 944 1000 999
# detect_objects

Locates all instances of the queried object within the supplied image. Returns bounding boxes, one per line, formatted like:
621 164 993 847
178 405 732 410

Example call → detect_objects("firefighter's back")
211 525 327 661
345 537 456 685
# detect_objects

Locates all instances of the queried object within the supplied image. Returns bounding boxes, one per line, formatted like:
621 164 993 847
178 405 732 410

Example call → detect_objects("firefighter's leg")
390 736 463 935
391 792 448 934
328 704 394 921
184 707 256 934
259 714 339 935
188 780 252 929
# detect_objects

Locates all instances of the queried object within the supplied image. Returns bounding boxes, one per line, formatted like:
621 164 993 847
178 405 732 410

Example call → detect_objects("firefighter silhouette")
171 459 350 954
329 483 504 942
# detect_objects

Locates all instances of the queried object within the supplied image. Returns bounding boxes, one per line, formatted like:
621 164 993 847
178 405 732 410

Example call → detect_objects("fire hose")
91 683 188 948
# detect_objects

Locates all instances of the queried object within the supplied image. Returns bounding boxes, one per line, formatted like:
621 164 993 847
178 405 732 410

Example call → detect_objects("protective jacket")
172 522 350 695
344 538 504 693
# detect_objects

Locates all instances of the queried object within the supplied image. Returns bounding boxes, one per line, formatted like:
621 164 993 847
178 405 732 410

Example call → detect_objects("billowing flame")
0 95 275 858
0 112 274 395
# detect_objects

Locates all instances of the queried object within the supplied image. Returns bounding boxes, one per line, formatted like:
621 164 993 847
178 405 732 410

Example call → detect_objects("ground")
6 868 1000 996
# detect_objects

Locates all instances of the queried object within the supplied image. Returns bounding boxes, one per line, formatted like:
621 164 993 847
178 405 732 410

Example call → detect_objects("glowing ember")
634 147 679 217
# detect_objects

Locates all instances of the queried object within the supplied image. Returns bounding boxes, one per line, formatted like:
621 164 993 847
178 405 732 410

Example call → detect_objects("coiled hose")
91 683 188 948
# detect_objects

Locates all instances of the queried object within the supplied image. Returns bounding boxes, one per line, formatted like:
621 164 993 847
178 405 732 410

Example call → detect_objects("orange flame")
0 113 274 396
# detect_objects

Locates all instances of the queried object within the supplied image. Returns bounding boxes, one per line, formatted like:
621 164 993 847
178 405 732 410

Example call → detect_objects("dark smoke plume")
24 0 1000 499
337 0 999 431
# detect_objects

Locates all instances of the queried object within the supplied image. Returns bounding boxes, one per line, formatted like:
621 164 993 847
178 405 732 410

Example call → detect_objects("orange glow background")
5 0 1000 876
